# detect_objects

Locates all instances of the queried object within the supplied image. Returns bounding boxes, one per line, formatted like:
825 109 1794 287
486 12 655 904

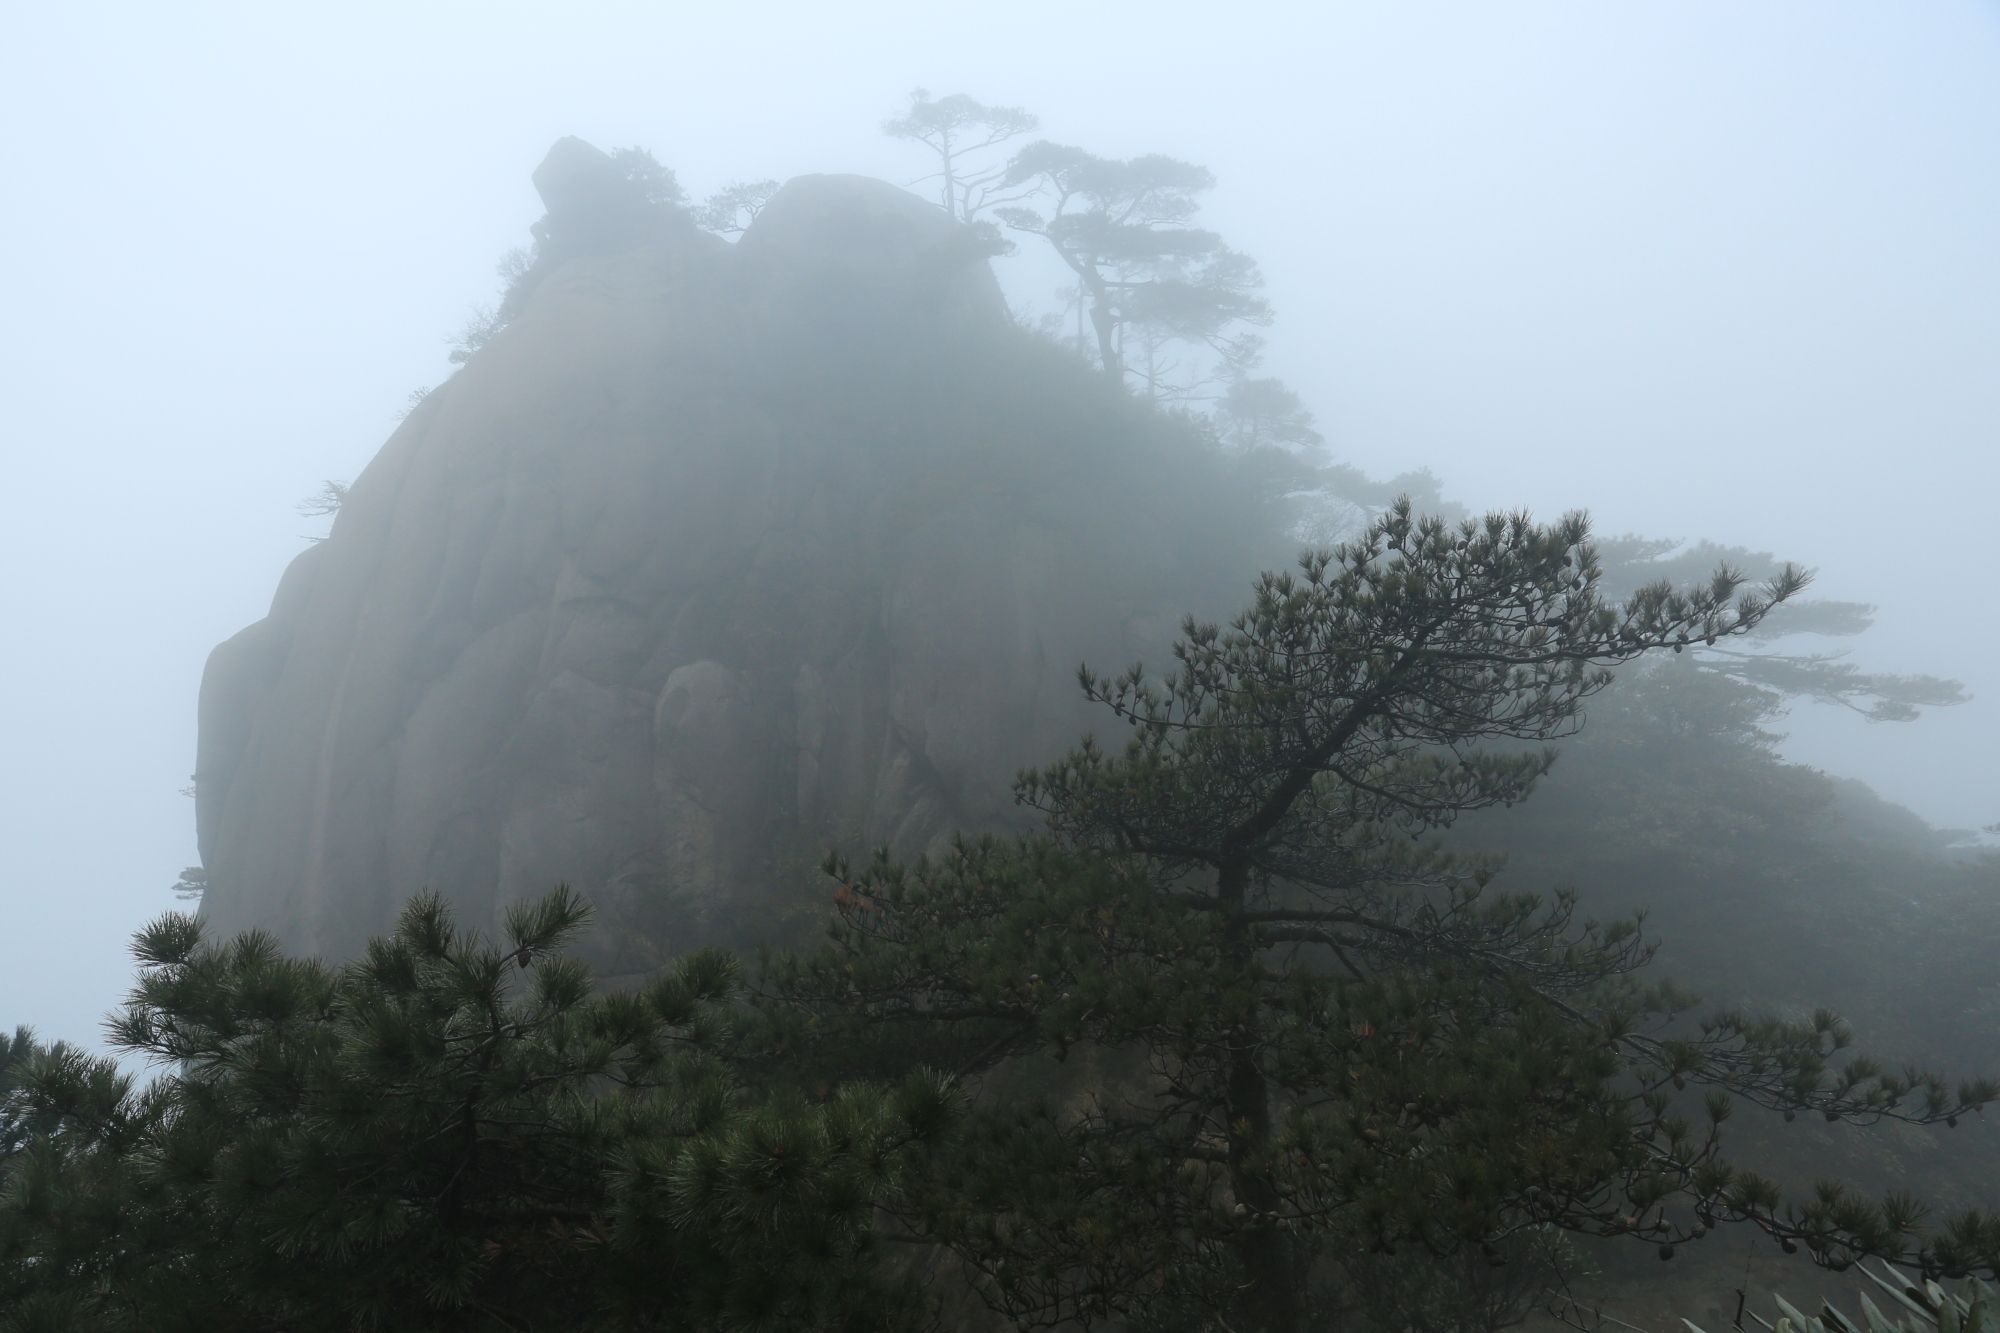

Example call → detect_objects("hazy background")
4 0 1997 1045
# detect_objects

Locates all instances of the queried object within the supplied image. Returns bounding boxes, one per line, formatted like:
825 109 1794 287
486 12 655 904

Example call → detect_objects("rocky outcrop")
195 139 1288 969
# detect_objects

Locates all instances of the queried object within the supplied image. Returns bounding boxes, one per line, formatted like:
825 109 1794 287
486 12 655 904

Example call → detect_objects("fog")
4 0 1997 1045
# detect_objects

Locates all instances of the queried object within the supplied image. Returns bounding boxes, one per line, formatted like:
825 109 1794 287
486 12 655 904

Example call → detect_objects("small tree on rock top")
884 88 1040 226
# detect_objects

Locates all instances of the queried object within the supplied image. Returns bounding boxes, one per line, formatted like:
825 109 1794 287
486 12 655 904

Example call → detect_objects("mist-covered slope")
1463 661 2000 1329
194 139 1291 967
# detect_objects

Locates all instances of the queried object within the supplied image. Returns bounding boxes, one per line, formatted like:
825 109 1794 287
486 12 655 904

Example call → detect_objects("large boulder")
194 139 1290 969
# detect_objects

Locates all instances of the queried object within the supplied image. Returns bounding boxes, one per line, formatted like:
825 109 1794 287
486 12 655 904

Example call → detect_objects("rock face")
195 139 1287 969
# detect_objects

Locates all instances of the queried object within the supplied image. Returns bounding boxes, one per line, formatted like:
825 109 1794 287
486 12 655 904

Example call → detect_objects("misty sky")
5 1 1999 1045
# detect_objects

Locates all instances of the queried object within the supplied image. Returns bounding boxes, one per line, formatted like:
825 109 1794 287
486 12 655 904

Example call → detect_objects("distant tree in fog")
995 140 1270 391
447 303 505 365
883 88 1040 226
608 145 686 207
297 480 350 544
1589 535 1971 724
1214 359 1327 455
693 179 780 234
884 91 1274 398
295 479 348 518
168 866 205 902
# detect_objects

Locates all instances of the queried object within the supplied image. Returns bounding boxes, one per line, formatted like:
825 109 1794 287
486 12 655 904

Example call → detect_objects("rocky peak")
193 139 1284 970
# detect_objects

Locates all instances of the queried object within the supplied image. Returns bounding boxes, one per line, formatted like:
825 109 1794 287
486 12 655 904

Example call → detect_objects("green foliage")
766 503 1996 1333
0 1028 48 1160
1301 1227 1574 1333
0 889 953 1332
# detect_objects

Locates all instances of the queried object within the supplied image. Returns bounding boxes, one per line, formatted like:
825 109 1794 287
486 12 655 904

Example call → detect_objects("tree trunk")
1088 294 1121 383
1218 855 1302 1333
1227 1051 1302 1333
940 144 961 222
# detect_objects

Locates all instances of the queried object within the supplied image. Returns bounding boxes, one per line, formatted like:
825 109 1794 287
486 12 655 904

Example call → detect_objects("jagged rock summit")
195 139 1285 969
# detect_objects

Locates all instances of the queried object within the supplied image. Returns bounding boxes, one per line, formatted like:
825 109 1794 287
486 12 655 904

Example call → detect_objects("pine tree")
766 501 2000 1333
883 89 1040 225
0 888 956 1332
995 142 1269 390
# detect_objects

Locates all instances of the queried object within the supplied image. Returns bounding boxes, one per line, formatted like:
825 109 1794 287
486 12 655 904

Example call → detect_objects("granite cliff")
195 139 1291 970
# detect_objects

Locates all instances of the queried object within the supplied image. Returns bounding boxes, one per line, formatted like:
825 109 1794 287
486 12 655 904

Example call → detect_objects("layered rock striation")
196 139 1289 969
